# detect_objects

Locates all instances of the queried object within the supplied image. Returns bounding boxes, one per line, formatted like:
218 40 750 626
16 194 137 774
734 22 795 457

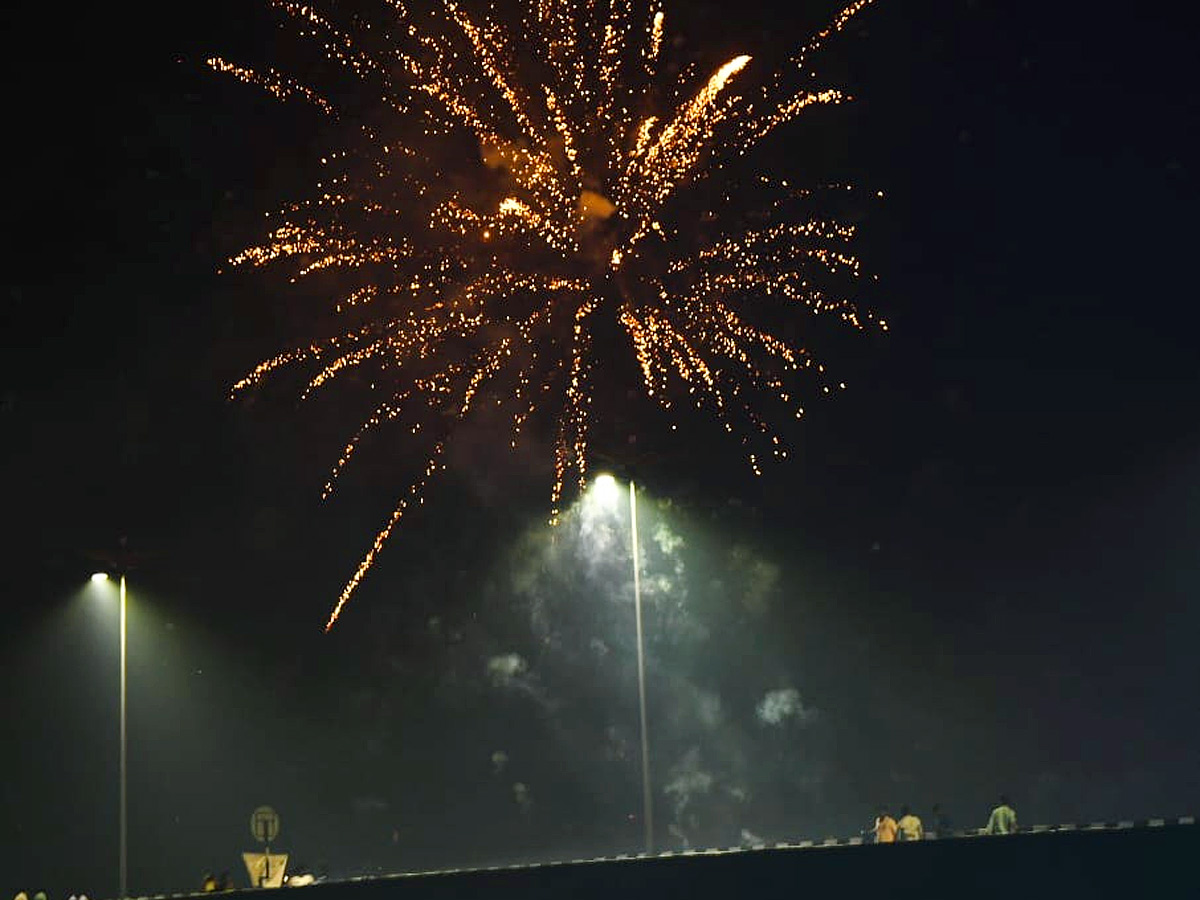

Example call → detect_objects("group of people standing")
873 796 1018 843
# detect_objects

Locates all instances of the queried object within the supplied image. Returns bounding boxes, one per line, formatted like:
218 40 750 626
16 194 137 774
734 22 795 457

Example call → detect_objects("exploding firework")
212 0 886 630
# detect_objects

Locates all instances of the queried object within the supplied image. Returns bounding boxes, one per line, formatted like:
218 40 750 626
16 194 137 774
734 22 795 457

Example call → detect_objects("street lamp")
92 572 128 898
592 474 653 853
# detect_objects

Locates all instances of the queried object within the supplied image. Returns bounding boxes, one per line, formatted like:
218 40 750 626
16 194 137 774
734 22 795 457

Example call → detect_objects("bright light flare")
592 473 620 509
91 572 110 585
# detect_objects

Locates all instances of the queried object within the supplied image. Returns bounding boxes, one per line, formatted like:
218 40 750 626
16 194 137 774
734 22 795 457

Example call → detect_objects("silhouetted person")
897 804 924 841
930 803 952 836
201 873 218 892
985 795 1018 834
874 808 898 843
218 871 234 890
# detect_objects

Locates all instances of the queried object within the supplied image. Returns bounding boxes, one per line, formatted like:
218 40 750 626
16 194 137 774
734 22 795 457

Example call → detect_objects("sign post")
243 806 287 887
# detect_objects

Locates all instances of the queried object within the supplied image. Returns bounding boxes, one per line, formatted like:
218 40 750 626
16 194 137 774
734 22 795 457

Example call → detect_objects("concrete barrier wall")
140 818 1196 900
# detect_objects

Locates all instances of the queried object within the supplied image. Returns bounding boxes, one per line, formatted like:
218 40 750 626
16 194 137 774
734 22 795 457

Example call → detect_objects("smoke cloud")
463 490 828 852
755 688 815 726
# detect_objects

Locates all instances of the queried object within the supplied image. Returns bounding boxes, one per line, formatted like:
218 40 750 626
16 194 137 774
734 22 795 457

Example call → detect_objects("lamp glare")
593 473 619 508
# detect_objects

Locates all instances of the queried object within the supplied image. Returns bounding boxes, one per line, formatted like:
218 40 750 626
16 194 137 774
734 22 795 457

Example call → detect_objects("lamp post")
628 479 653 854
92 571 128 897
592 474 653 853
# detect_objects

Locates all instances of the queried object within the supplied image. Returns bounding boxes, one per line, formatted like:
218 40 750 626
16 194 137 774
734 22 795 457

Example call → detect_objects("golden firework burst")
211 0 886 630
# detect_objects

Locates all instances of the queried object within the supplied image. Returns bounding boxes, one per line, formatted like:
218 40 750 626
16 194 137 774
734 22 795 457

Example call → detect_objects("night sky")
3 0 1198 895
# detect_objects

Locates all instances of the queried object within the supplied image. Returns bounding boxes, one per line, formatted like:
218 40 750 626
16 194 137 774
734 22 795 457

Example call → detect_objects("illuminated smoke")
665 746 715 826
513 781 533 814
755 687 814 726
487 653 529 686
695 689 723 729
471 494 829 847
740 827 765 847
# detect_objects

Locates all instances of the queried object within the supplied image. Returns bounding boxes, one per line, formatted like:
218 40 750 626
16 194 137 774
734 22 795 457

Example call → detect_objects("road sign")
250 805 280 844
243 852 288 888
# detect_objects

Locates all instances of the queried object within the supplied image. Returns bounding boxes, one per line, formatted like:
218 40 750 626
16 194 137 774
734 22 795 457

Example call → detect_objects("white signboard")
250 806 281 844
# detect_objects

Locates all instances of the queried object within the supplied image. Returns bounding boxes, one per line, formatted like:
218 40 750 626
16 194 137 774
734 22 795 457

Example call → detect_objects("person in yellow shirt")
897 805 924 841
874 808 898 843
985 795 1018 835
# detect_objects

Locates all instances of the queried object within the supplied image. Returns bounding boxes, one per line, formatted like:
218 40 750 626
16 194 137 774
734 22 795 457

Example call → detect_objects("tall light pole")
119 572 127 898
628 480 653 854
92 571 128 897
592 474 653 853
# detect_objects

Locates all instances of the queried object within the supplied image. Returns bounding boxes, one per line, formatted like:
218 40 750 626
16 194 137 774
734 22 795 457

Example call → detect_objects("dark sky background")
3 0 1198 895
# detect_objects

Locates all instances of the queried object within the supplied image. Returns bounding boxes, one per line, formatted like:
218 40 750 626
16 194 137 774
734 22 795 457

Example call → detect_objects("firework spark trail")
324 442 447 632
206 57 335 115
550 295 601 521
215 0 883 629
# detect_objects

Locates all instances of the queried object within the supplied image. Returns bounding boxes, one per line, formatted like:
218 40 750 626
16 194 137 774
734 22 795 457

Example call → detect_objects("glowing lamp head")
592 473 619 508
91 572 110 585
